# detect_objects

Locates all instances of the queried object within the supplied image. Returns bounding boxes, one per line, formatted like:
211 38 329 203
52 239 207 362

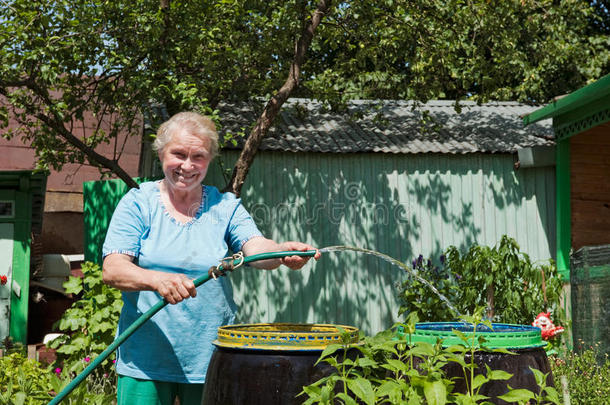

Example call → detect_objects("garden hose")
48 250 317 405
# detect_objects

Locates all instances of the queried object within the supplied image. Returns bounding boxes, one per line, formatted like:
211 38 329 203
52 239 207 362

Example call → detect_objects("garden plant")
399 236 565 328
0 261 123 404
549 343 610 405
0 352 51 404
301 309 560 404
45 261 120 404
0 351 115 404
1 238 607 403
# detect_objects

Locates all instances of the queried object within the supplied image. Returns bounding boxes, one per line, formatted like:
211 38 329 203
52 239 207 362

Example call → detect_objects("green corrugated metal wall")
204 151 556 334
84 151 555 335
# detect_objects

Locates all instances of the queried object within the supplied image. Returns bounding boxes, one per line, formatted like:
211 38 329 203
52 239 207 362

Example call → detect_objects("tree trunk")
223 0 332 196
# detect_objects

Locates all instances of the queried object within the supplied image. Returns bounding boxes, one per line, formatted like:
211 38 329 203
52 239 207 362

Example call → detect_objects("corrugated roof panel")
218 99 553 154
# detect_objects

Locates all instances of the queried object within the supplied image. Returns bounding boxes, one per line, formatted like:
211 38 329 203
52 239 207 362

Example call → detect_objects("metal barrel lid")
398 322 546 349
213 323 360 351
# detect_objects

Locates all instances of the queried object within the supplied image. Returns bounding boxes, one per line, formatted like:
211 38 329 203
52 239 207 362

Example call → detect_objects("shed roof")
523 74 610 140
218 99 553 154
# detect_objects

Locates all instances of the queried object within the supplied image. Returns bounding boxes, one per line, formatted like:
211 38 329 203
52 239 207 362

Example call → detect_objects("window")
0 201 14 218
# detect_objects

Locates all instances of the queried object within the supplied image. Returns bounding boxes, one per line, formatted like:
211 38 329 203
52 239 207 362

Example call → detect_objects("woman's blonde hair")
153 112 219 158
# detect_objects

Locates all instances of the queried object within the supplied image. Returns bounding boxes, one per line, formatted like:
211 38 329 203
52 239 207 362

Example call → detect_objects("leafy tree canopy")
0 0 607 189
307 0 609 107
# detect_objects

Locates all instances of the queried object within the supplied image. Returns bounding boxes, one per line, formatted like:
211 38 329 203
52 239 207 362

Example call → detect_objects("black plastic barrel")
408 322 554 404
201 323 359 405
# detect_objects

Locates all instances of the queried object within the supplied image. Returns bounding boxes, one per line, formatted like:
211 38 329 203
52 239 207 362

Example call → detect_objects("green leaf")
300 384 321 397
335 392 358 405
529 366 546 385
13 391 26 405
497 389 536 403
94 293 107 305
409 342 435 357
542 386 561 404
347 377 375 405
383 358 408 373
376 380 401 397
491 347 515 355
472 374 488 390
316 344 343 364
488 369 512 381
63 276 83 295
320 384 333 402
423 379 447 405
355 356 378 368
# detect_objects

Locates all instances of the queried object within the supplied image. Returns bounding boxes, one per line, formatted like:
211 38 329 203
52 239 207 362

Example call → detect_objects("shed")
524 74 610 356
90 99 557 334
524 74 610 279
0 171 46 345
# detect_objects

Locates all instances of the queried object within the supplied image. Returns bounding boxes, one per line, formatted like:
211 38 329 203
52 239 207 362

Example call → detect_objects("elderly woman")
102 112 320 405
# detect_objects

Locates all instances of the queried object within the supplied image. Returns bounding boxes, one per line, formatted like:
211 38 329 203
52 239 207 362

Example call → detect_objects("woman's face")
159 128 212 193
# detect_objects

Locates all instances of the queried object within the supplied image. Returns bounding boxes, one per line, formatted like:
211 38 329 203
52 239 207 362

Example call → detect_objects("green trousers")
117 375 204 405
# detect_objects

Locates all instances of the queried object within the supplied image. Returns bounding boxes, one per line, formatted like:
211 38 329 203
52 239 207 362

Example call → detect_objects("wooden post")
486 284 495 319
28 344 37 360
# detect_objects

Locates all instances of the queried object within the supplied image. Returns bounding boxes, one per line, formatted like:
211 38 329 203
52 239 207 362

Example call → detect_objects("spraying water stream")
320 245 460 318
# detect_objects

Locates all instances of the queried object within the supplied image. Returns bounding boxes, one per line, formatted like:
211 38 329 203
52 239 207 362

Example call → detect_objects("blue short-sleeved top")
102 181 262 383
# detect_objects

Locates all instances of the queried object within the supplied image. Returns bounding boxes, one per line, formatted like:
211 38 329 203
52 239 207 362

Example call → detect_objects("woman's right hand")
103 253 197 304
152 272 197 305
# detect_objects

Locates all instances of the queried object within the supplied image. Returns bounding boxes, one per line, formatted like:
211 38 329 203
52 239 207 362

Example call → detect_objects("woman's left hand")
279 241 321 270
242 238 321 270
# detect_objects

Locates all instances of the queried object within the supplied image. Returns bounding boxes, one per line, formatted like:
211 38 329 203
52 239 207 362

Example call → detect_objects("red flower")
0 275 7 285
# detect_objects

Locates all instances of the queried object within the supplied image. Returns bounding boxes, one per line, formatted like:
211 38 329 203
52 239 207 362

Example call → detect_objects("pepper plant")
301 309 561 404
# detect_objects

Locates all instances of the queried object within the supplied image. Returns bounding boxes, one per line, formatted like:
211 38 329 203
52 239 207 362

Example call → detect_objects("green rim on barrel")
397 322 547 349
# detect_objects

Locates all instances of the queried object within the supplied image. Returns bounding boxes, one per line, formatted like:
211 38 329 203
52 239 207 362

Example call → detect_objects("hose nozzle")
208 252 245 280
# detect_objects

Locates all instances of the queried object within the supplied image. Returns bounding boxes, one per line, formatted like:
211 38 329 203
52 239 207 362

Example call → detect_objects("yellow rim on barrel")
213 323 360 351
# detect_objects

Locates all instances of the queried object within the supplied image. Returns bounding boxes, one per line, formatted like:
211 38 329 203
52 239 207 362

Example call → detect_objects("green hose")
48 250 317 405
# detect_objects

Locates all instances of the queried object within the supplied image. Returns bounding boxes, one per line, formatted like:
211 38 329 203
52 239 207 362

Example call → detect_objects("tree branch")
35 111 139 189
223 0 332 196
3 79 140 189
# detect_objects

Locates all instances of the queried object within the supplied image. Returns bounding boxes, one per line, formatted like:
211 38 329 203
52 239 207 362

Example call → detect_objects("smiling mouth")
175 171 198 180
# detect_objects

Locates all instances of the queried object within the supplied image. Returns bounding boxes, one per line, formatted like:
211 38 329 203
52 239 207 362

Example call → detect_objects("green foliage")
0 352 52 404
0 351 116 405
301 309 561 404
400 236 565 328
399 254 459 322
41 261 120 403
0 0 311 181
0 336 25 355
47 359 116 405
550 344 610 405
308 0 609 107
1 0 608 185
446 235 564 325
48 261 122 376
